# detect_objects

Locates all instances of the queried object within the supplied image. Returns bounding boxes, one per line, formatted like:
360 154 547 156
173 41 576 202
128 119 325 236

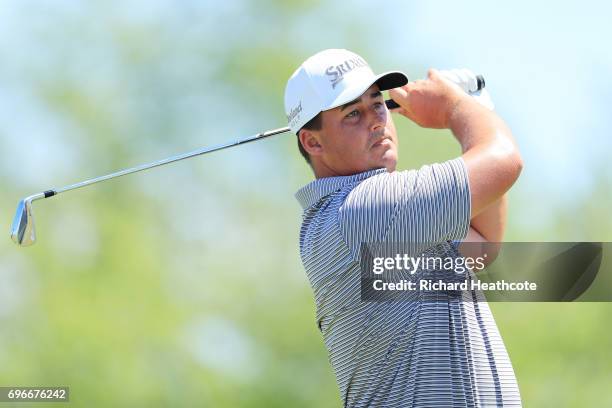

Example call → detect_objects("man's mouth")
371 136 392 148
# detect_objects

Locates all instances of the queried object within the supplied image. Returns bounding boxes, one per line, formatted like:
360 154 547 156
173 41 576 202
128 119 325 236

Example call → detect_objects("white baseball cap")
284 49 408 134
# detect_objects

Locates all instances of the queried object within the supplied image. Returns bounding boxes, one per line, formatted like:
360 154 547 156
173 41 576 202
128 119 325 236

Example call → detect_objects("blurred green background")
1 1 611 407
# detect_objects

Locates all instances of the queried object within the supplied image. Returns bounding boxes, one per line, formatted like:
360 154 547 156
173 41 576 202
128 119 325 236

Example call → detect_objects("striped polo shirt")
295 157 521 408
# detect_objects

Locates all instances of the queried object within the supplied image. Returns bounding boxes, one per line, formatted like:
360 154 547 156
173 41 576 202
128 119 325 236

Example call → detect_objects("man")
285 49 523 407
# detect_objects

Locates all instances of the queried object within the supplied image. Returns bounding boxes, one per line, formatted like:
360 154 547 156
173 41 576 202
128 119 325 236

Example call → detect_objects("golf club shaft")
32 99 397 201
40 126 291 200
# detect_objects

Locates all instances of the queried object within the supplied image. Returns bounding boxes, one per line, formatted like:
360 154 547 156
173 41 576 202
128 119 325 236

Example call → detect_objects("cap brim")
325 70 408 111
375 71 409 91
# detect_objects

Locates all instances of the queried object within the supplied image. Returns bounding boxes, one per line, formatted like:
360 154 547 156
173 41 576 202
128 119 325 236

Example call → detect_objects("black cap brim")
375 71 409 91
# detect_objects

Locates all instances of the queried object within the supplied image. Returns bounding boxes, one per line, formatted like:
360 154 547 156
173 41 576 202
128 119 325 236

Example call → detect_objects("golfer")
285 49 523 407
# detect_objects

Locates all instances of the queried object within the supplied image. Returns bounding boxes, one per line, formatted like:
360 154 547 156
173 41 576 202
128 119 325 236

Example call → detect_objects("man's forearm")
448 95 514 153
448 97 523 217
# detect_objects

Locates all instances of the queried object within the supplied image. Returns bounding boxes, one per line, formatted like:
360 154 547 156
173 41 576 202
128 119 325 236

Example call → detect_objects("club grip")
441 69 485 93
385 99 401 110
386 71 486 110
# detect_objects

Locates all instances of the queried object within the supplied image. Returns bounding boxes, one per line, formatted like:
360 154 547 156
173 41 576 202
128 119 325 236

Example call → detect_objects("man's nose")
367 104 386 132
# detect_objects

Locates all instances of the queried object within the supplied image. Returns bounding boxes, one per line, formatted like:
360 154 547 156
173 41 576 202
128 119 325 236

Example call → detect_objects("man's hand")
388 68 471 129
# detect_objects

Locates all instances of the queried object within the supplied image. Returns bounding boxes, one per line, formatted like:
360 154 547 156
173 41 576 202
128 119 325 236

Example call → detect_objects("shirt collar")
295 168 388 210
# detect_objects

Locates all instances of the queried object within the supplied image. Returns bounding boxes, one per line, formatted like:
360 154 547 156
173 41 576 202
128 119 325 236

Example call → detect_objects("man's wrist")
448 95 493 151
447 93 480 127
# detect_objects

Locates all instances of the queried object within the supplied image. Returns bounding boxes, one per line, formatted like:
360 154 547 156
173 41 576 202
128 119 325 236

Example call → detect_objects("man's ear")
298 129 324 157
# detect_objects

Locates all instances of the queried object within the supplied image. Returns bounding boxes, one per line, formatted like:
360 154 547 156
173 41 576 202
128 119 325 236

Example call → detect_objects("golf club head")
10 198 36 246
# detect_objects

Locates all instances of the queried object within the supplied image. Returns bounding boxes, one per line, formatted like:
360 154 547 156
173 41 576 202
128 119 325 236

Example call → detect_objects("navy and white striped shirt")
295 158 521 407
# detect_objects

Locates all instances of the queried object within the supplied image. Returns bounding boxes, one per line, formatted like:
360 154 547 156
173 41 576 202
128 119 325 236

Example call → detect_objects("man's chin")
379 153 398 172
384 161 397 172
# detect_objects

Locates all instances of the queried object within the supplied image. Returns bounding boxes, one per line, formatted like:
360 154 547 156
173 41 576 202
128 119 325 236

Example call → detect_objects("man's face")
303 84 399 177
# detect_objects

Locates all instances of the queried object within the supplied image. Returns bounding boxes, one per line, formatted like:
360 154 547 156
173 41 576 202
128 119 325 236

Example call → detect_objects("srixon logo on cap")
325 57 368 89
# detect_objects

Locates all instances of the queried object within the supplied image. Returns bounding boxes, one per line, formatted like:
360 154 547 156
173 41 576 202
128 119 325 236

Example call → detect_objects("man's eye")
346 110 359 118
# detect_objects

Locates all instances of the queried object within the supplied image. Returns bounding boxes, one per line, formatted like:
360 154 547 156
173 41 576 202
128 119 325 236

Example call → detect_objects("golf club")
10 72 486 247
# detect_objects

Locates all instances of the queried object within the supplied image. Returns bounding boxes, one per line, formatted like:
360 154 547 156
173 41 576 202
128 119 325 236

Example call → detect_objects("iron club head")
10 194 44 246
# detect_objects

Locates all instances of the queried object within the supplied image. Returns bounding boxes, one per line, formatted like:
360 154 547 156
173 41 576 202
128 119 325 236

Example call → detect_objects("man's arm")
449 96 522 218
470 195 507 242
389 68 523 219
459 197 506 266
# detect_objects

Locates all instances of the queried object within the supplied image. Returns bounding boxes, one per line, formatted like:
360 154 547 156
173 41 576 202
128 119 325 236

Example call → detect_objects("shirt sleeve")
338 157 471 259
